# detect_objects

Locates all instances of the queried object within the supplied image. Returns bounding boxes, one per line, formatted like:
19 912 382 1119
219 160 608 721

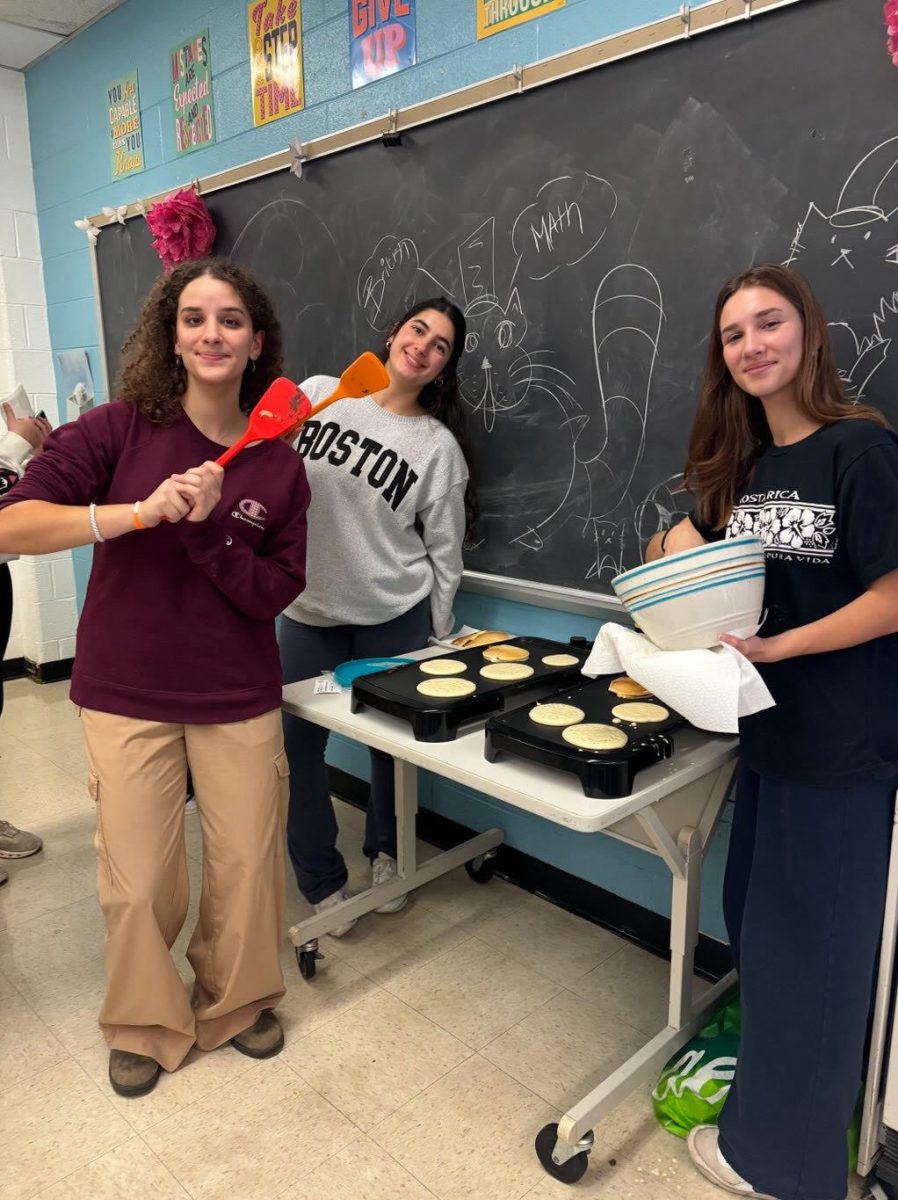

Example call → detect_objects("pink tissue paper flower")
885 1 898 64
145 188 216 272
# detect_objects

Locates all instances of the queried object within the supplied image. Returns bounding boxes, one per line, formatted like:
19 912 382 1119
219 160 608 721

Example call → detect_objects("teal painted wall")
25 0 731 941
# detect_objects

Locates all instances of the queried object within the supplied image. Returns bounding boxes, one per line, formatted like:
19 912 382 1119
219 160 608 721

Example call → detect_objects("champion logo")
238 498 267 521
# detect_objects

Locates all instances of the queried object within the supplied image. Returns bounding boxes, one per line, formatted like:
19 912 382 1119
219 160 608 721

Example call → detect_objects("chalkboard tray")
349 636 590 742
484 677 683 798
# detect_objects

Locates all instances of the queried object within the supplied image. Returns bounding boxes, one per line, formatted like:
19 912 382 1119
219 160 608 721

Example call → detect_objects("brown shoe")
230 1010 284 1059
108 1049 161 1097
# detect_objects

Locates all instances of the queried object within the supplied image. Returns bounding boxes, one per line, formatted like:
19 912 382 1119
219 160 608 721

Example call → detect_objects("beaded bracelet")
88 502 105 543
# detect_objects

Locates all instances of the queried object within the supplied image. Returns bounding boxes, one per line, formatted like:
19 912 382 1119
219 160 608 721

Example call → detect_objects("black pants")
718 763 895 1200
0 563 12 719
278 600 431 904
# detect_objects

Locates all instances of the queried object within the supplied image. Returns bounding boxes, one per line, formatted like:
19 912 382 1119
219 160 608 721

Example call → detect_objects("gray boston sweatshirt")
283 376 468 637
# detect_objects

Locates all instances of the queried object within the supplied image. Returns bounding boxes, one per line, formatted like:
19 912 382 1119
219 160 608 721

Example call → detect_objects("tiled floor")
0 679 867 1200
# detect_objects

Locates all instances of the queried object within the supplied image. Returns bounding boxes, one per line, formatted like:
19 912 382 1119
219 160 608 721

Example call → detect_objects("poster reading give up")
350 0 417 89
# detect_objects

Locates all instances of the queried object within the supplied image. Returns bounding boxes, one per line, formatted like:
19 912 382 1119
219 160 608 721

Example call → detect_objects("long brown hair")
684 264 887 529
381 297 478 533
115 257 284 424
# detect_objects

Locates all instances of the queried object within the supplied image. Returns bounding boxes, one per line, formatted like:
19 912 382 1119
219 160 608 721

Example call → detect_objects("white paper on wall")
57 349 95 420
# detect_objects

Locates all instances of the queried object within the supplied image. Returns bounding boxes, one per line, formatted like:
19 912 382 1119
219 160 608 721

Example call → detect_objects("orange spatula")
216 377 312 467
307 352 389 420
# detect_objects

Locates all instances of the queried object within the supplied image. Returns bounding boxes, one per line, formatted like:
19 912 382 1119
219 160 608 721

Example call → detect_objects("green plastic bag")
651 991 740 1139
651 990 860 1172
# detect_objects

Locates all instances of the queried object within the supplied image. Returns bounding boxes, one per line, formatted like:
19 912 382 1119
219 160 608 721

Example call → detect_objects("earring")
434 376 445 388
386 337 393 348
251 358 257 374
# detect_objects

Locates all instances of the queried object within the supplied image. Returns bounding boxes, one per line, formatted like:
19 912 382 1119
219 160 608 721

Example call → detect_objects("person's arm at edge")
0 499 140 554
644 517 707 562
723 568 898 662
419 480 466 639
0 403 193 554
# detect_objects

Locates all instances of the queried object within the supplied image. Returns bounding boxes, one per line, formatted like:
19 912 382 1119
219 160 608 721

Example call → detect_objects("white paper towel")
582 622 775 734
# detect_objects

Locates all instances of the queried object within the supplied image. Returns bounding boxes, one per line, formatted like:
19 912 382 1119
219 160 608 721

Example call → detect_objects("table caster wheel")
465 850 498 883
296 944 322 980
535 1123 590 1184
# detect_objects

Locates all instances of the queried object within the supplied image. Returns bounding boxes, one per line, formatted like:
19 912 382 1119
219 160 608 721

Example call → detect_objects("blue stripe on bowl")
611 535 763 588
628 568 766 613
614 551 765 599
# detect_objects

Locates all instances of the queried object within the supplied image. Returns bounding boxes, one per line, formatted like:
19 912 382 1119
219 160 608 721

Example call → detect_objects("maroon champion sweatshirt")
0 401 309 723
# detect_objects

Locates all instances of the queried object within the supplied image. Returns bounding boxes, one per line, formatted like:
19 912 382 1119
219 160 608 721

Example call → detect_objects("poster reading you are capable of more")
350 1 416 89
248 0 304 126
171 30 215 155
477 0 565 40
106 72 144 178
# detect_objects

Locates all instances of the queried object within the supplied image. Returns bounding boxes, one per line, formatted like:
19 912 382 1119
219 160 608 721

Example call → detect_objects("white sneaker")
314 889 358 937
687 1126 775 1198
372 853 408 913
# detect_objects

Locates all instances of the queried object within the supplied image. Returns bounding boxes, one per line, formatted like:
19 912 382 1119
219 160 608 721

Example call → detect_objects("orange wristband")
132 501 146 531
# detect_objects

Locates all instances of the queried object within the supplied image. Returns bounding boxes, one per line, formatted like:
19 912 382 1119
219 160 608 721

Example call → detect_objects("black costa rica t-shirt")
691 419 898 786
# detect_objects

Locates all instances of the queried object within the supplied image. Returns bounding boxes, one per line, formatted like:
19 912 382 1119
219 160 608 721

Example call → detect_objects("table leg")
669 826 702 1028
543 812 736 1172
288 759 504 949
395 757 418 878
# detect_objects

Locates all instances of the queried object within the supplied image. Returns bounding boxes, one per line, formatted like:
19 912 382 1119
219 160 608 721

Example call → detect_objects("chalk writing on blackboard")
510 172 618 283
357 235 449 330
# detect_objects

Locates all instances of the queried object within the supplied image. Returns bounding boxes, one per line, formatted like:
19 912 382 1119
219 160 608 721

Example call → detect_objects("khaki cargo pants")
79 707 288 1072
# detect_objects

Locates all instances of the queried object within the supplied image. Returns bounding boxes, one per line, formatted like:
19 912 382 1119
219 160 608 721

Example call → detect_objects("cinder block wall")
0 67 77 670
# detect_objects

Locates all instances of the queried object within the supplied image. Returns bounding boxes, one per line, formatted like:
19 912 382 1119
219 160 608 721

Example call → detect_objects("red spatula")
307 352 389 420
216 377 311 468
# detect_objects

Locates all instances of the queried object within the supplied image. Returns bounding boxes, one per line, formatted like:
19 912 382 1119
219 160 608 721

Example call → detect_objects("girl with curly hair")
649 264 898 1200
0 258 310 1097
280 297 472 935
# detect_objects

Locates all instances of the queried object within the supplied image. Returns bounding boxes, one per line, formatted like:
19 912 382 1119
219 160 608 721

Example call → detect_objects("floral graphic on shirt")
728 501 836 560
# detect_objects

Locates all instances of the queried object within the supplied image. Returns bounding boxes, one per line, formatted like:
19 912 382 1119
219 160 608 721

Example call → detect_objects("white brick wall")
0 66 77 671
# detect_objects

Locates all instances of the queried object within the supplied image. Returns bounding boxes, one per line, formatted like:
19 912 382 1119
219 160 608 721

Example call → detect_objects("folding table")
282 655 738 1181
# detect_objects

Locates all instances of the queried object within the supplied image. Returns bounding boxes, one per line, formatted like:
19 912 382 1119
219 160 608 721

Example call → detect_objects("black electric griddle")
350 637 591 742
484 676 685 798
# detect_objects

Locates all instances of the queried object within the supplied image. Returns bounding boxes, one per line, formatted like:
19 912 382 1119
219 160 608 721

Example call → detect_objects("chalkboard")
94 0 898 596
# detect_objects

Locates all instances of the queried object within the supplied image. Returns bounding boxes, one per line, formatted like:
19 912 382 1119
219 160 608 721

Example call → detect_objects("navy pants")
278 600 431 904
718 764 895 1200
